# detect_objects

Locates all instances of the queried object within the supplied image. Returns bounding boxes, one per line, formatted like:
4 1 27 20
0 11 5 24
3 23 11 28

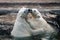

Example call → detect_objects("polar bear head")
31 9 42 19
17 7 31 18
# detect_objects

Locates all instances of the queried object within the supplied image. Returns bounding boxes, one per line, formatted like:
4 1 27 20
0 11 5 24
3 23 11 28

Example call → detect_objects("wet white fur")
27 9 57 40
11 8 57 40
11 7 31 37
11 8 44 37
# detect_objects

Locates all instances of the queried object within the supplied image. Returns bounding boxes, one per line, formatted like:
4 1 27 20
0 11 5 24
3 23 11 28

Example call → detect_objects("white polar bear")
27 8 58 40
11 7 44 38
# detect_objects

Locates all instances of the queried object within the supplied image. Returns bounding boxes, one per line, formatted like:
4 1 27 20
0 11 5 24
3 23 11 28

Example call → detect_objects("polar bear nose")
28 9 32 13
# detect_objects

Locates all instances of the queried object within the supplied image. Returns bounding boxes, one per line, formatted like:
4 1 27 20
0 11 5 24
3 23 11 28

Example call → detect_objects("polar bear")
11 7 58 40
11 7 44 39
26 8 58 40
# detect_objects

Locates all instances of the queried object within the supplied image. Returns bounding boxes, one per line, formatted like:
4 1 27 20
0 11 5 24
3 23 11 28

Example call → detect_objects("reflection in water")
13 36 33 40
13 35 41 40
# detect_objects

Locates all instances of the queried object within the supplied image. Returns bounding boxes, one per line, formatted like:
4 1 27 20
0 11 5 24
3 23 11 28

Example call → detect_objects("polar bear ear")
31 8 42 18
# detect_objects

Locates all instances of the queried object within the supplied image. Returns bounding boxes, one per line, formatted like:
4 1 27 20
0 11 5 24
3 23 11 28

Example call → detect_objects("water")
0 35 41 40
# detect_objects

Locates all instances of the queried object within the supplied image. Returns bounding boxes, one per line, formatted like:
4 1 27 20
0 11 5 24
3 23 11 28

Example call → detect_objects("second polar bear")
27 9 58 40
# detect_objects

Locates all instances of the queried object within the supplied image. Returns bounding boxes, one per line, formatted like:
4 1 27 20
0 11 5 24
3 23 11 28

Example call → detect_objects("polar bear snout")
28 9 32 13
23 8 32 15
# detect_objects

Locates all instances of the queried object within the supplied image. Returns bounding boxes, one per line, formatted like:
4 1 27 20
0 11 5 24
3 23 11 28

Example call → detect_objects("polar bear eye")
34 10 36 12
24 11 26 13
24 10 28 14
